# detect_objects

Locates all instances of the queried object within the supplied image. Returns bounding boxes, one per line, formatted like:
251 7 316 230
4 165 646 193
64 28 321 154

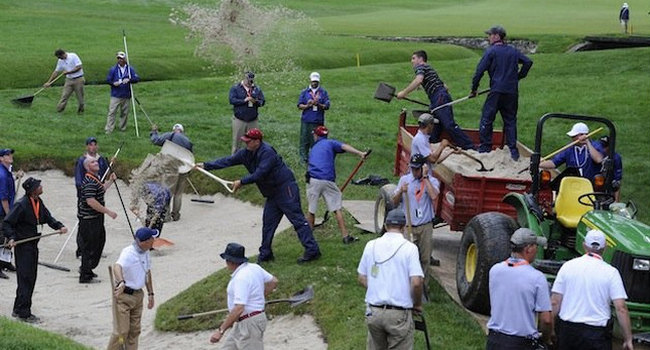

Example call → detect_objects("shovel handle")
3 231 63 247
38 72 66 96
430 89 490 113
340 149 372 192
195 167 235 193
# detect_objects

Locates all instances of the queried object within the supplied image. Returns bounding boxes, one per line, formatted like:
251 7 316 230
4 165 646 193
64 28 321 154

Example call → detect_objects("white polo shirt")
357 231 424 308
55 52 84 79
227 262 274 314
116 243 151 290
552 254 628 327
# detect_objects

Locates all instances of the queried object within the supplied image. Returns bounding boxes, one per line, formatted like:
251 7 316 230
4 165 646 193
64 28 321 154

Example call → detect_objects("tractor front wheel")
374 184 397 234
456 212 517 315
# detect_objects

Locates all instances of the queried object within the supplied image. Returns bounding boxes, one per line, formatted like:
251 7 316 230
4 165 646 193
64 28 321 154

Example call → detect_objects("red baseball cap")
241 128 263 142
313 125 329 137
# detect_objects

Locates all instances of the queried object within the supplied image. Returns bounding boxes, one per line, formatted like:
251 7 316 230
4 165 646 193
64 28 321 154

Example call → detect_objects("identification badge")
416 209 423 218
312 105 318 111
371 264 379 277
248 101 253 107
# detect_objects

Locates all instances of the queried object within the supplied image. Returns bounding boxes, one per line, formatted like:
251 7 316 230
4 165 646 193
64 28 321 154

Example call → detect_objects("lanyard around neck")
29 197 40 223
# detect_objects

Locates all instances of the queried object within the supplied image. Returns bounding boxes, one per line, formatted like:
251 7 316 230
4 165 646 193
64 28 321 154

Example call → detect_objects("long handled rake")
12 73 65 106
177 285 315 320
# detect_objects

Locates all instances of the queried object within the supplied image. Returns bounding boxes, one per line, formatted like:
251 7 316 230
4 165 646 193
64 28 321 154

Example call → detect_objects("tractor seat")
554 177 594 228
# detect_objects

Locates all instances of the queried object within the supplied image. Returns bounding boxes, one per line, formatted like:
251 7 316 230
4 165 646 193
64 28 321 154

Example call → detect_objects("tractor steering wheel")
578 192 615 209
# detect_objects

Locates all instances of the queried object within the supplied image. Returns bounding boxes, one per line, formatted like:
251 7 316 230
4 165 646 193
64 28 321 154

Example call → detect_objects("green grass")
0 317 90 350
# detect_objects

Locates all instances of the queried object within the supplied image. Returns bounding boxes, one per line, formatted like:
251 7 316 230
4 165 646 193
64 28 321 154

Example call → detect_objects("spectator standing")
620 3 630 34
105 51 140 134
486 228 552 349
551 229 634 350
593 135 623 202
209 243 278 347
397 50 475 150
43 49 85 114
539 122 603 182
357 208 424 349
78 157 118 283
0 148 22 277
74 137 109 259
199 128 321 264
297 72 330 163
150 123 193 222
3 177 68 323
108 227 157 350
392 154 440 274
306 126 366 244
229 72 265 154
471 25 533 160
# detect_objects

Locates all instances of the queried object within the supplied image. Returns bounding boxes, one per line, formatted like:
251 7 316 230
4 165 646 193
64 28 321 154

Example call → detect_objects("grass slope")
0 317 90 350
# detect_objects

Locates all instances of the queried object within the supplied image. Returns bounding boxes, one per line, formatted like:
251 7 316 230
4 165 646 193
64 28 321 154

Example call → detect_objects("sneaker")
297 252 321 264
20 314 41 323
342 235 359 244
79 278 101 284
0 270 8 279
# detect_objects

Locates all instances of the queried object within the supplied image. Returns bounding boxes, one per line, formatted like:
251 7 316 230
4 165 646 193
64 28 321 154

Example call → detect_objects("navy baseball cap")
0 148 14 156
86 137 98 145
135 227 160 241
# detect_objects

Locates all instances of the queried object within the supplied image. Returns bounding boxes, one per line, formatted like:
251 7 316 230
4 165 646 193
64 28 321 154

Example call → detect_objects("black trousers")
79 216 105 281
557 319 611 350
13 242 38 318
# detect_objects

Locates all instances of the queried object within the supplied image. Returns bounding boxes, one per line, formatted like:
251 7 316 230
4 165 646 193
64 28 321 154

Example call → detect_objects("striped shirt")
77 173 105 219
414 64 444 98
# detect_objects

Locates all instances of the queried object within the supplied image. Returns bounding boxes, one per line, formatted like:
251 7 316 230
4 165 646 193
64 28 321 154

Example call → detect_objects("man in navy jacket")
229 72 266 154
105 51 139 134
199 128 321 264
471 26 532 161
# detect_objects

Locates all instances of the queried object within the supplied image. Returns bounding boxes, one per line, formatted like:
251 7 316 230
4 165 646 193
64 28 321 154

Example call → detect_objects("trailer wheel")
456 212 517 315
374 184 397 234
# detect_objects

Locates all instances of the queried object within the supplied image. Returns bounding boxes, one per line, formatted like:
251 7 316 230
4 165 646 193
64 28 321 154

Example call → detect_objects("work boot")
19 314 41 324
430 257 441 267
297 252 321 264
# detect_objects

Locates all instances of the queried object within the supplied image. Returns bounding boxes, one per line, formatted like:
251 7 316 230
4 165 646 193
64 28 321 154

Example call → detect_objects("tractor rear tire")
374 184 397 234
456 212 517 315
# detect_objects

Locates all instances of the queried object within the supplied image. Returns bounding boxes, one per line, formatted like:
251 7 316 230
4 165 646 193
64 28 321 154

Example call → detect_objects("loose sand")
0 170 327 350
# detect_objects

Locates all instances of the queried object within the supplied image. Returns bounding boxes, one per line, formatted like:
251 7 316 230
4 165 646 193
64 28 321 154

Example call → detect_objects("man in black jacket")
3 177 68 323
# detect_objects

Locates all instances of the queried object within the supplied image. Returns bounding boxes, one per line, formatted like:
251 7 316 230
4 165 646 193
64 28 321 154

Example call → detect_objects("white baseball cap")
172 123 184 132
567 122 589 137
585 229 606 249
309 72 320 82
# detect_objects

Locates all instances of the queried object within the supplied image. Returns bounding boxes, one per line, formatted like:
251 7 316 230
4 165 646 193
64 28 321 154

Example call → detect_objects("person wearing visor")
486 228 552 350
539 122 603 181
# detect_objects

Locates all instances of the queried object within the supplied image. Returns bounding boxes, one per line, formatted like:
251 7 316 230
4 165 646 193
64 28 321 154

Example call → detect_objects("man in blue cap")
210 242 278 347
108 227 158 350
471 25 533 160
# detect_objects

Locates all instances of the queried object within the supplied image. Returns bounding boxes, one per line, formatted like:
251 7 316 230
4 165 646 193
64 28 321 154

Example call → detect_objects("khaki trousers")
107 290 144 350
366 307 414 350
170 172 188 220
57 77 85 112
411 222 432 283
231 116 258 154
106 97 130 133
221 312 267 350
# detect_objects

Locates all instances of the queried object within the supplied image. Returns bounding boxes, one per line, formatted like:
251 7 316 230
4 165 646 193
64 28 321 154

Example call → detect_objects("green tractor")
456 113 650 340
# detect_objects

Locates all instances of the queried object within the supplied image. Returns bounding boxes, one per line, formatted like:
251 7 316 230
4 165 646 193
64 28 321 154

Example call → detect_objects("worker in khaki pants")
108 228 157 350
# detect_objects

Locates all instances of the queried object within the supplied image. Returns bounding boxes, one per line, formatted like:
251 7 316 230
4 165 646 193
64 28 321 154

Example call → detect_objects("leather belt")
68 75 84 79
411 221 432 228
369 304 411 311
238 310 264 321
124 286 142 295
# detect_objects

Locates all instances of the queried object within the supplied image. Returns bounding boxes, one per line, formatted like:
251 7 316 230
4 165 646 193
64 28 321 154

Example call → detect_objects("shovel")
374 82 430 107
450 146 493 172
177 285 315 320
430 88 490 114
414 312 432 350
12 73 65 107
161 141 235 193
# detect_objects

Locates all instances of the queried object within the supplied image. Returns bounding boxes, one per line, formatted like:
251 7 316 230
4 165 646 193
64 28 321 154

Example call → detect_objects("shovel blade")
289 285 315 307
374 82 396 103
12 95 35 107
